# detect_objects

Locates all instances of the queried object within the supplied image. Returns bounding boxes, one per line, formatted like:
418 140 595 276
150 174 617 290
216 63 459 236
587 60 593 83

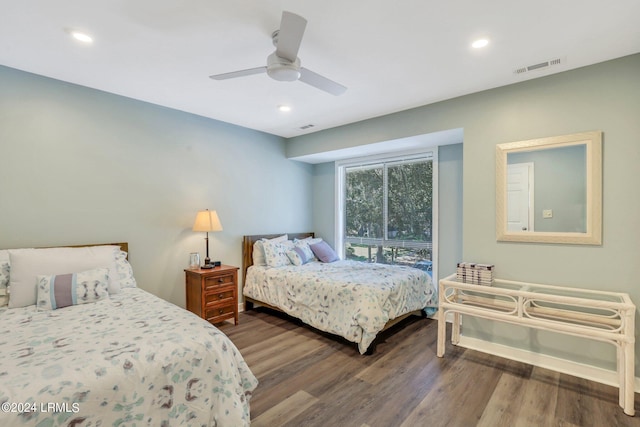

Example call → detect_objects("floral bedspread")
244 260 437 353
0 288 257 426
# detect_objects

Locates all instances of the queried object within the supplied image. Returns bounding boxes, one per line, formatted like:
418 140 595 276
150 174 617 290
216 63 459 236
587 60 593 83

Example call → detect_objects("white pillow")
293 238 320 259
114 250 137 288
252 234 288 266
8 245 120 308
262 239 294 267
294 236 323 245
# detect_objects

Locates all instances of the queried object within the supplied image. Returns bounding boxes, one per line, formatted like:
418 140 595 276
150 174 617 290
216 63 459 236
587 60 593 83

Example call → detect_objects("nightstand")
185 265 239 325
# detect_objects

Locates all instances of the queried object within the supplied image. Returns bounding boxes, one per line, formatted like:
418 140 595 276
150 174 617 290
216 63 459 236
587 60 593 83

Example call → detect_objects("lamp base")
201 261 221 269
201 255 213 269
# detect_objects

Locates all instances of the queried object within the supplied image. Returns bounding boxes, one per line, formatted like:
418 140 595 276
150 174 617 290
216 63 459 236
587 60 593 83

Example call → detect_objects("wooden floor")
218 309 640 427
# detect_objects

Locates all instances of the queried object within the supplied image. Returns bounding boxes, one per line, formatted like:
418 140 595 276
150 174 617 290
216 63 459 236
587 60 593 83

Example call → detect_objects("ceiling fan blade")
299 68 347 96
275 11 307 62
209 67 267 80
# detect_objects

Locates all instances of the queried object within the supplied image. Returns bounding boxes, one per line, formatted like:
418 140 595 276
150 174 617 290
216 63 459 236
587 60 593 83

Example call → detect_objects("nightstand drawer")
205 303 235 323
204 274 235 290
204 288 235 306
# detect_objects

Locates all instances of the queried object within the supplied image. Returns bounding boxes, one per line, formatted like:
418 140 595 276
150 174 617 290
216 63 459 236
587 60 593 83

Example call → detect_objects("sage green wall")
438 143 464 278
289 54 640 371
508 145 587 232
311 162 336 245
0 65 314 307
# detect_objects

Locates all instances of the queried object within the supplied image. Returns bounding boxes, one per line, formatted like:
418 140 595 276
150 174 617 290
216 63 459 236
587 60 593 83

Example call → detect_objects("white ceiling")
1 1 639 138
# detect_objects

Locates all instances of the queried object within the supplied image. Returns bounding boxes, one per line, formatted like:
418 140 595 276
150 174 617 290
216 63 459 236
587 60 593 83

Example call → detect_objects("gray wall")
0 65 313 306
289 54 640 371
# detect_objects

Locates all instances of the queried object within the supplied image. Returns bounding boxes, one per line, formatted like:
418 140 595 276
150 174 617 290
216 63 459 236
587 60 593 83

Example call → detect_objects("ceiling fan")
210 11 347 96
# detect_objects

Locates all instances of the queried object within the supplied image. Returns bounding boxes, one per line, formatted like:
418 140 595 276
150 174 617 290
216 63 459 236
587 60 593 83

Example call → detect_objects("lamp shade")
192 209 223 232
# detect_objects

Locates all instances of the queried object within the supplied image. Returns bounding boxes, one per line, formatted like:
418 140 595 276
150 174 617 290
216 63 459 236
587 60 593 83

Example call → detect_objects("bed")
0 243 257 427
242 233 438 354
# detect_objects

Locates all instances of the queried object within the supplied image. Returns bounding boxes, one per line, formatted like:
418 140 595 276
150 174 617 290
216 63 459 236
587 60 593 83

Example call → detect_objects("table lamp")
192 209 223 269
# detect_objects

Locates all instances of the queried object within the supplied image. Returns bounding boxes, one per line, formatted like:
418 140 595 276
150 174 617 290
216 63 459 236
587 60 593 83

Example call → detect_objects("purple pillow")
310 241 339 263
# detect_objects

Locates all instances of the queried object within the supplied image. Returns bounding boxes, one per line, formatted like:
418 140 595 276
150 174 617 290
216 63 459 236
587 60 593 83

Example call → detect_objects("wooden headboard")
74 242 128 252
241 233 314 284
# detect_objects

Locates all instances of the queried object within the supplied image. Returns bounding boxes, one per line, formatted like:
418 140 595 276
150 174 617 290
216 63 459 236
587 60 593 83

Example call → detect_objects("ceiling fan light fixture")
268 66 301 82
209 12 346 95
267 53 301 81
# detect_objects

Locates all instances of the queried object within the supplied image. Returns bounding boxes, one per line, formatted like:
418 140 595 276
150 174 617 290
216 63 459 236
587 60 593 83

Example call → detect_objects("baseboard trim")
456 335 640 393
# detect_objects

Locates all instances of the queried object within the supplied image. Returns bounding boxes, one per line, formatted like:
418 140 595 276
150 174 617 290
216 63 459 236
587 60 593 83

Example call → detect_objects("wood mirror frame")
496 131 602 245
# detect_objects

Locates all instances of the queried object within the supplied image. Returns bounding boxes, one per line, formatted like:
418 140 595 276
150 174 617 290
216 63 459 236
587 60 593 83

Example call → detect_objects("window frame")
335 148 439 280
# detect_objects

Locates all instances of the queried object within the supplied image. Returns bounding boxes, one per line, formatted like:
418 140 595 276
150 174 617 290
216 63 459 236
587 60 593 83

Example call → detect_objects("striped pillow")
287 246 313 266
36 268 109 311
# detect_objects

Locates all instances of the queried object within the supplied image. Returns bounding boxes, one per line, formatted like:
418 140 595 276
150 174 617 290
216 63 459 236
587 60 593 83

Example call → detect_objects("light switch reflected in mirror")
496 131 602 245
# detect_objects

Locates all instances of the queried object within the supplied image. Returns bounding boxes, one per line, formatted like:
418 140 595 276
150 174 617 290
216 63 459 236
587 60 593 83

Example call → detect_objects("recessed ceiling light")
472 38 489 49
278 105 291 112
72 32 93 43
67 29 93 44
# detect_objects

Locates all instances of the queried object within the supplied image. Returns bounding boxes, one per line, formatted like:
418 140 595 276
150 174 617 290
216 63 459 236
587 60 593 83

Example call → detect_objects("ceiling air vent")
514 57 564 75
299 124 315 130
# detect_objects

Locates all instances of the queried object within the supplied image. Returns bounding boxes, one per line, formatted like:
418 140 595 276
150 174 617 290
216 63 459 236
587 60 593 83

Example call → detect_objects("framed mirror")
496 131 602 244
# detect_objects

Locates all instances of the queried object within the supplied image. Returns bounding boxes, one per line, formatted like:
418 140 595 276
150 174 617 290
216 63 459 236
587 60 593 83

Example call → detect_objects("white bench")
437 274 636 416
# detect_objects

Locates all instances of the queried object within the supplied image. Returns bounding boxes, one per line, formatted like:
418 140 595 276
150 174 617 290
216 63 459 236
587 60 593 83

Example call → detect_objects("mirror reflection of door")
496 131 601 244
507 162 534 231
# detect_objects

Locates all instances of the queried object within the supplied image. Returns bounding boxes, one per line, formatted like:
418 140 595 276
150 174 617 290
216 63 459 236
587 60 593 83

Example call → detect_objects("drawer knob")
219 309 224 314
219 293 224 299
218 278 224 283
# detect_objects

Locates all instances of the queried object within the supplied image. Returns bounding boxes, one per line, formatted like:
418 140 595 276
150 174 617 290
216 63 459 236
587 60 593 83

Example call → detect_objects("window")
336 150 437 277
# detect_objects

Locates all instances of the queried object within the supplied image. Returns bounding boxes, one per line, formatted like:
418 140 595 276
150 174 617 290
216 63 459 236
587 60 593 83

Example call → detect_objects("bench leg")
437 308 446 357
623 341 635 416
452 312 461 345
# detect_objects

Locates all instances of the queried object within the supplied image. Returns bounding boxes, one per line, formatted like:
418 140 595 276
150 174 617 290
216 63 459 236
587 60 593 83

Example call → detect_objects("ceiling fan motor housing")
267 52 301 81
